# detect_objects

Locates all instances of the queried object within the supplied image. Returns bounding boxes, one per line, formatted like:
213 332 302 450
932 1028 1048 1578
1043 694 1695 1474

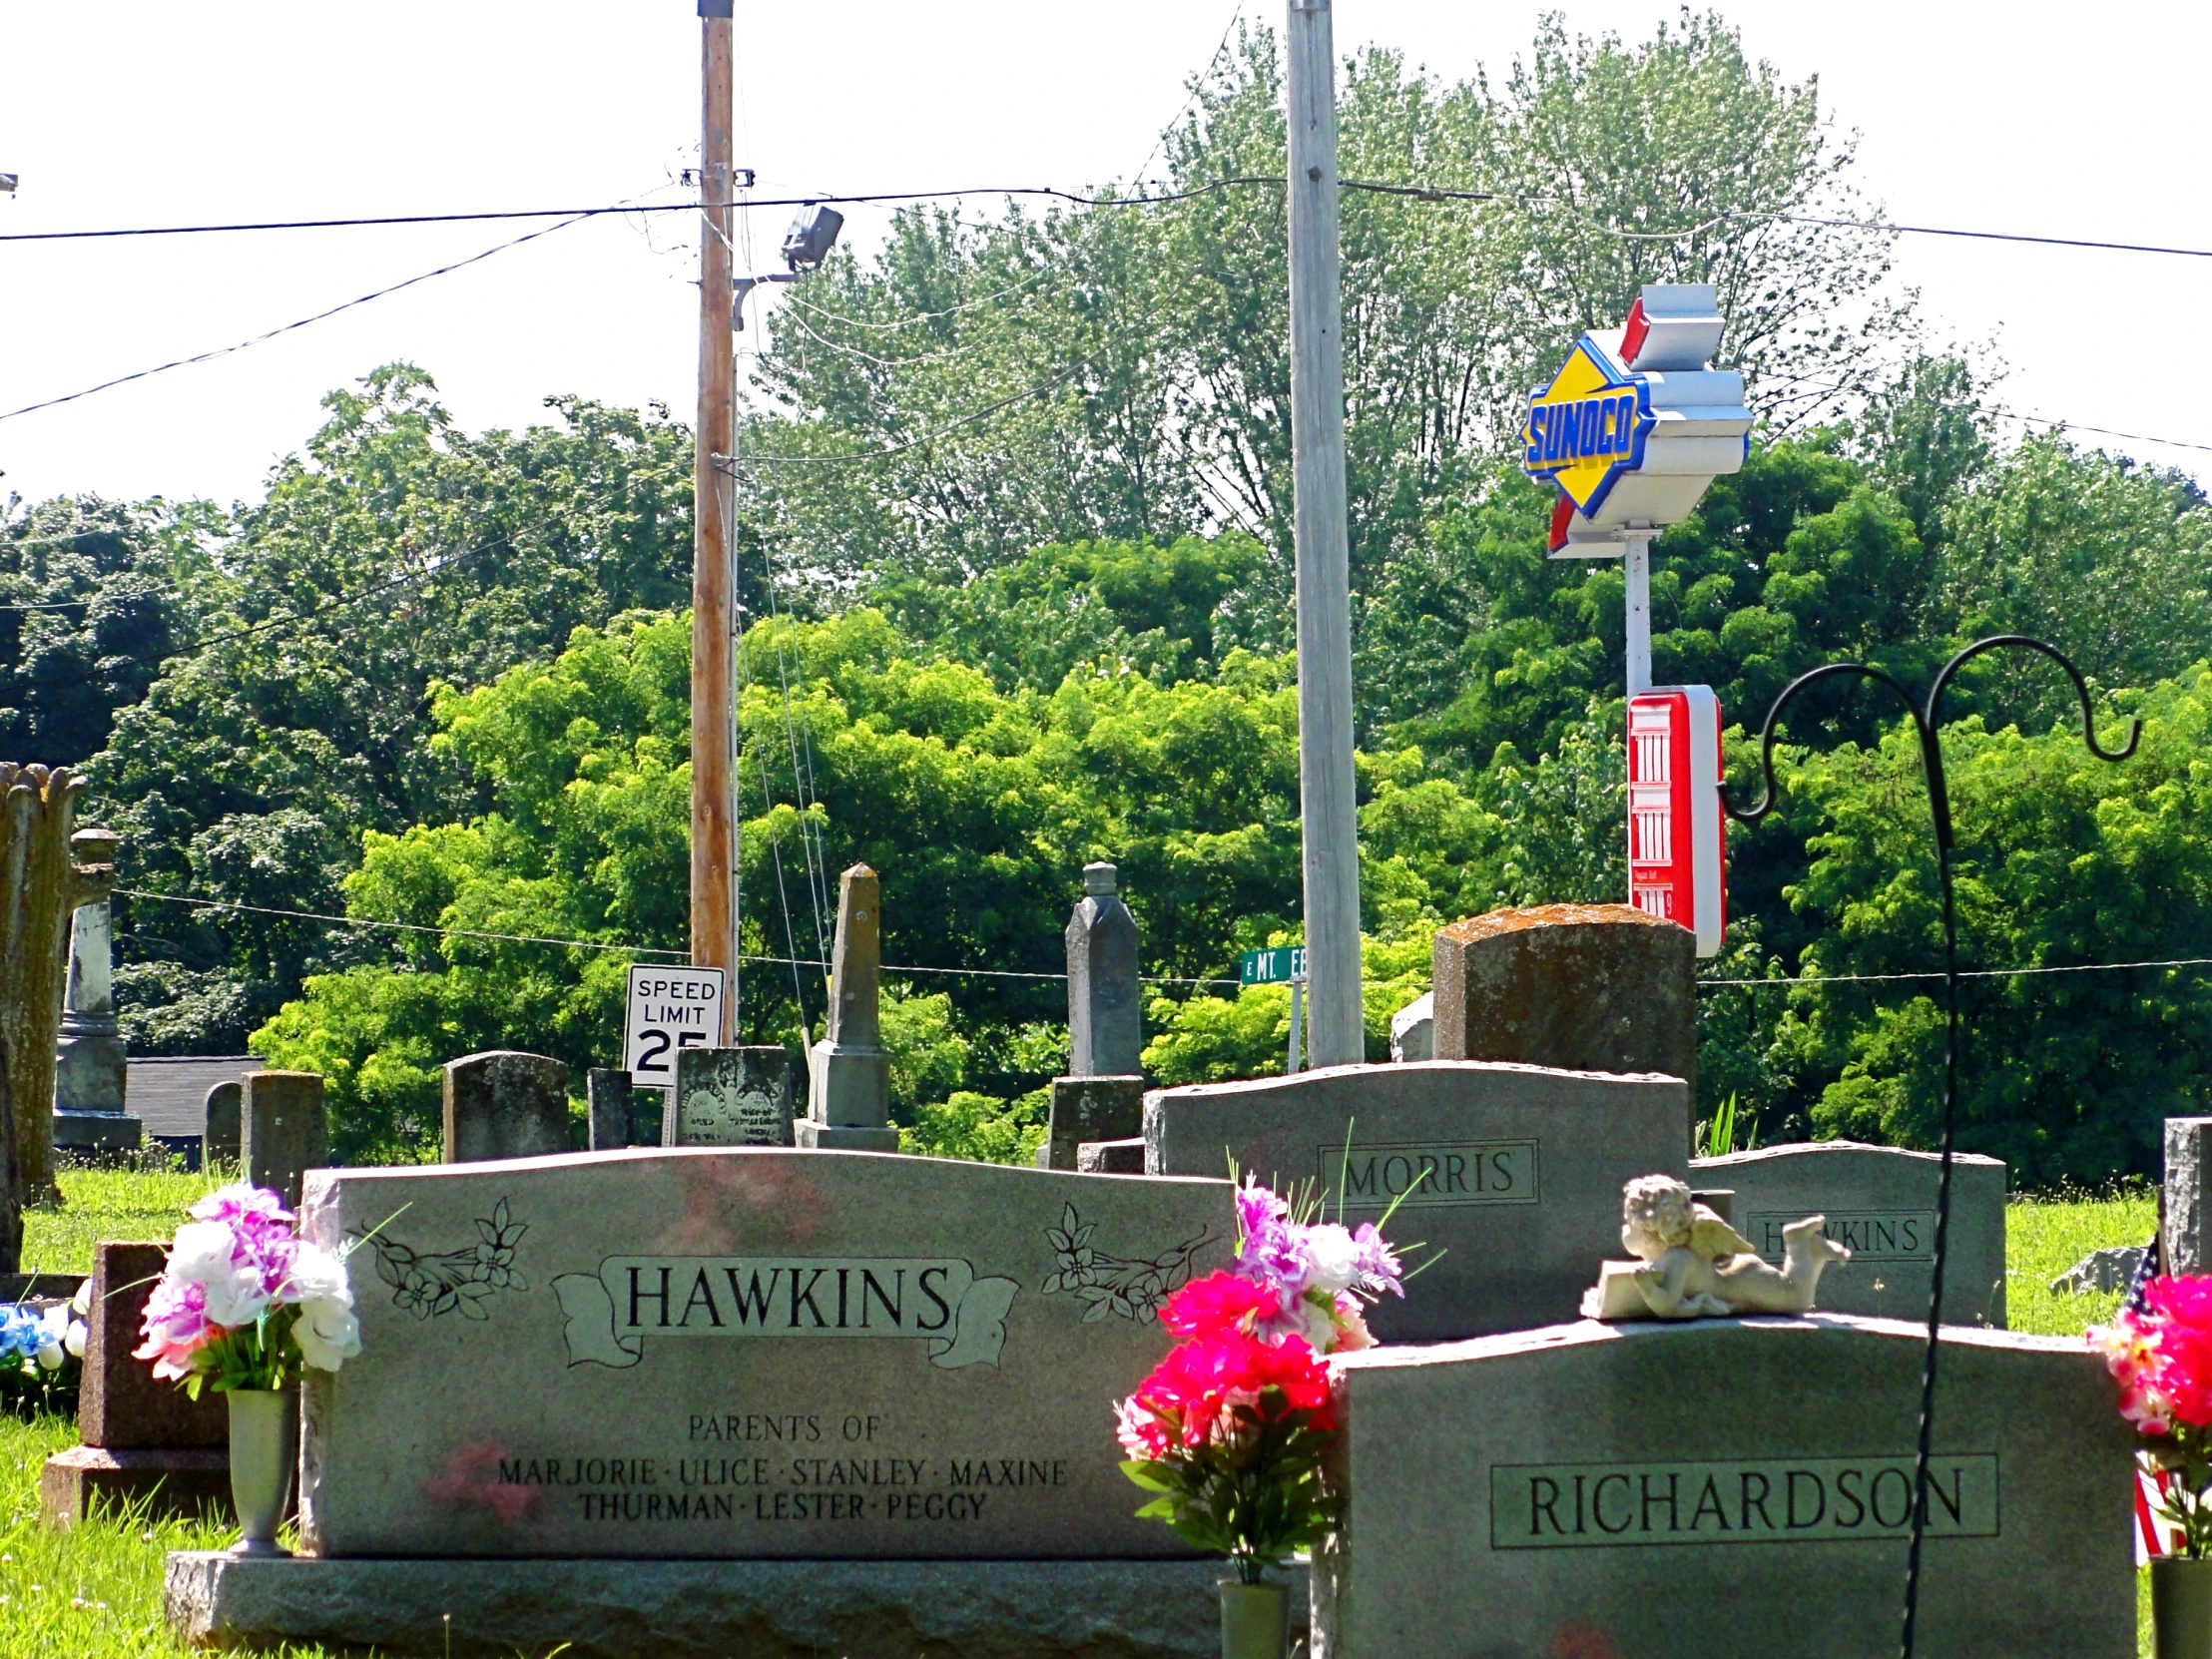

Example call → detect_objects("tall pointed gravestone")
54 826 140 1154
1040 862 1146 1171
796 864 898 1152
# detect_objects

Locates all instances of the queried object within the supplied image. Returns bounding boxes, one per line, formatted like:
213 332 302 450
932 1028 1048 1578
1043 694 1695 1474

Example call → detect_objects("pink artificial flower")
189 1183 293 1229
133 1275 214 1382
1331 1299 1376 1353
1161 1272 1280 1342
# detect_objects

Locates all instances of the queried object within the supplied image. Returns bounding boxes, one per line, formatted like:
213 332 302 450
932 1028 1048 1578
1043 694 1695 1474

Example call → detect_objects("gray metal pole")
1624 532 1653 696
1287 0 1363 1068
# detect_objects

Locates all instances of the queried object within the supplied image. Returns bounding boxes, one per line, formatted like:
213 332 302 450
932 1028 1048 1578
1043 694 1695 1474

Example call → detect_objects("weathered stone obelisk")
54 826 141 1154
1037 862 1146 1170
796 864 898 1152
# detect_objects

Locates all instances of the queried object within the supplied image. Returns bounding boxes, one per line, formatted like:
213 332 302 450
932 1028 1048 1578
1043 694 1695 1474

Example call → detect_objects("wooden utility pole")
692 0 739 1036
1286 0 1363 1068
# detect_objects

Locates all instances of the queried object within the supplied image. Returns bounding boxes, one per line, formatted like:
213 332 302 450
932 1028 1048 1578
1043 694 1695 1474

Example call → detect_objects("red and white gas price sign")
1626 686 1726 957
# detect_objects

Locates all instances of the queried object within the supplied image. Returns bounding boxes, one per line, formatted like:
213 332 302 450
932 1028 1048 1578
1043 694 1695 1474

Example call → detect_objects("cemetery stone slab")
296 1149 1233 1560
1065 862 1141 1078
443 1051 569 1164
203 1080 242 1165
1315 1315 2133 1659
1078 1137 1146 1175
675 1046 794 1147
2168 1116 2212 1275
242 1071 328 1210
80 1241 227 1449
1145 1060 1688 1342
1039 1075 1144 1171
2054 1245 2146 1297
1388 991 1432 1062
43 1446 230 1529
1432 903 1696 1133
586 1068 634 1152
1692 1141 2008 1328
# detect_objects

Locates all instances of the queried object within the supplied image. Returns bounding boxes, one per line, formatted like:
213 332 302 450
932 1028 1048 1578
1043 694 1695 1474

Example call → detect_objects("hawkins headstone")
674 1047 795 1147
1145 1060 1688 1342
1691 1141 2008 1328
296 1151 1232 1559
444 1051 570 1164
1316 1316 2132 1658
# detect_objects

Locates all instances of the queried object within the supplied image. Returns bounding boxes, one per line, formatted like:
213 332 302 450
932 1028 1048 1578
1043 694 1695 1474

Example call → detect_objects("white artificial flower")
69 1279 91 1317
63 1320 86 1360
34 1307 67 1371
167 1221 241 1286
292 1297 361 1372
195 1257 273 1330
282 1244 353 1310
1303 1224 1362 1296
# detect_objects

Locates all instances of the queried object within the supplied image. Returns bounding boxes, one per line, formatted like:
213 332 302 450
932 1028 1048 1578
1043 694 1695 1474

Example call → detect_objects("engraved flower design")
356 1199 529 1323
1040 1202 1209 1324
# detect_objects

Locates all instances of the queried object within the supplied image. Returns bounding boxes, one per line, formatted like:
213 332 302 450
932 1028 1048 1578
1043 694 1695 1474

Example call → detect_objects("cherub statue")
1581 1174 1852 1321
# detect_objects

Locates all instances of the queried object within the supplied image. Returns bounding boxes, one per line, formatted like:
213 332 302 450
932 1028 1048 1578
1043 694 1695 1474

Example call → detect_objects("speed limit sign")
622 964 726 1091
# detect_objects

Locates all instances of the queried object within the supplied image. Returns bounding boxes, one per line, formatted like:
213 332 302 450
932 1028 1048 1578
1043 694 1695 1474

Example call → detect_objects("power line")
1699 953 2212 989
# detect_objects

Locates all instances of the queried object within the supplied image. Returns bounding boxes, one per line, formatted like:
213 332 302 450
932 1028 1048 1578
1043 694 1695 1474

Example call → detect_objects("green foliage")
900 1090 1049 1166
1121 1402 1338 1580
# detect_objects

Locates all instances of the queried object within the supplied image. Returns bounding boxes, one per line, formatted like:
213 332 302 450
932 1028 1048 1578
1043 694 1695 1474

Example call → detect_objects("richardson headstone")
204 1080 244 1166
242 1071 328 1211
52 826 142 1154
1693 1141 2009 1328
1388 992 1432 1063
798 864 898 1153
41 1241 230 1526
1037 1076 1144 1172
292 1151 1232 1559
587 1069 634 1152
2167 1117 2212 1275
1432 904 1696 1136
675 1047 795 1147
1145 1061 1688 1342
444 1051 570 1164
1065 862 1141 1078
1315 1316 2133 1659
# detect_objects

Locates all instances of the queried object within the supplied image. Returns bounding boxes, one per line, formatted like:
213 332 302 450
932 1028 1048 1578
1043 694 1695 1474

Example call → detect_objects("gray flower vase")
1219 1577 1290 1659
226 1388 296 1558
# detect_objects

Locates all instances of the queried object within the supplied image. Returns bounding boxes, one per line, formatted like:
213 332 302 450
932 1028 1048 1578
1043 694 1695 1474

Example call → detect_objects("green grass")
2 1168 2177 1654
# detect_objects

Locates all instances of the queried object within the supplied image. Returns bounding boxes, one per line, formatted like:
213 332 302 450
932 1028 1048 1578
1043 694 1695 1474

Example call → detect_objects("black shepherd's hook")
1722 636 2139 1659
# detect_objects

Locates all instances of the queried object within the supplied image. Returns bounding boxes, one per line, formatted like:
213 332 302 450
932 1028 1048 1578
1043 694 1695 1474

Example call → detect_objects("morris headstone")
675 1047 795 1147
1037 1076 1144 1172
41 1241 230 1526
1315 1316 2132 1658
587 1068 634 1152
203 1080 243 1166
1065 862 1141 1078
798 865 898 1153
292 1150 1232 1560
1431 903 1696 1135
52 826 141 1153
1145 1060 1688 1342
242 1071 327 1211
1692 1141 2008 1328
444 1051 570 1164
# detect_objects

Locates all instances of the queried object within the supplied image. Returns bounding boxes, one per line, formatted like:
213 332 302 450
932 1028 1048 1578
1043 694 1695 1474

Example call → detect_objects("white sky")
1 0 2205 512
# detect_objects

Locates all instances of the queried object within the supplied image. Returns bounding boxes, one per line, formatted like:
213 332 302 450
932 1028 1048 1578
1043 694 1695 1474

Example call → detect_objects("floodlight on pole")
780 204 843 271
0 175 17 196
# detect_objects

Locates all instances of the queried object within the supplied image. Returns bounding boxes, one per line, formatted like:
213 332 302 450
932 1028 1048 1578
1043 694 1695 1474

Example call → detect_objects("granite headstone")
444 1051 570 1164
798 865 897 1152
204 1080 243 1166
53 826 141 1152
1037 1076 1144 1172
1315 1316 2132 1658
2167 1116 2212 1275
1145 1060 1689 1342
242 1071 328 1211
587 1068 635 1152
675 1047 795 1147
1692 1141 2009 1327
1065 862 1141 1079
1387 992 1432 1063
297 1150 1233 1560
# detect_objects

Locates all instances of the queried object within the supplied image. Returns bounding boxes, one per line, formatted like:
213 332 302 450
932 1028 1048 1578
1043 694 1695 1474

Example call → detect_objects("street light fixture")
732 202 844 330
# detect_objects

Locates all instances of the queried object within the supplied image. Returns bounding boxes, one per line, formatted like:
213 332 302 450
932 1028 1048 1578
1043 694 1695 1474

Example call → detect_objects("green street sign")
1240 945 1308 985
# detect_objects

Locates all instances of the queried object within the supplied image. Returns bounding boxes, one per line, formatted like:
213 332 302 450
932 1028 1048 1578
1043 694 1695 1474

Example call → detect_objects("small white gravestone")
1691 1141 2008 1328
297 1152 1231 1560
1145 1060 1688 1342
1387 992 1432 1062
1316 1316 2134 1658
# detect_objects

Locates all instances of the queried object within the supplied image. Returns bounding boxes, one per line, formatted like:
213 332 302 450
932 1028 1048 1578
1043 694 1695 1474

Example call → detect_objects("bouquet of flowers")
2091 1274 2212 1555
1115 1176 1405 1582
0 1281 87 1415
136 1183 362 1394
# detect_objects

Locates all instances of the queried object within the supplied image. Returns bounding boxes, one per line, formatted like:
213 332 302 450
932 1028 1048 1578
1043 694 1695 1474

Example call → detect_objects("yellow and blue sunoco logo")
1523 336 1653 516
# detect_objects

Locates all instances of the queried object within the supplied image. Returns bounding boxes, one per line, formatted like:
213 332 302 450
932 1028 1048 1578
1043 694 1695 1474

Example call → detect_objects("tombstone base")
52 1109 144 1153
164 1552 1307 1658
792 1120 901 1152
42 1445 230 1527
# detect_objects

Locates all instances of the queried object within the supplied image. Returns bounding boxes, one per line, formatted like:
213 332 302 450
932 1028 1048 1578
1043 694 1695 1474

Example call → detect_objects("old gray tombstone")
587 1069 634 1152
1146 1060 1688 1342
2053 1245 2145 1297
675 1047 794 1147
1077 1137 1146 1174
1065 862 1140 1078
1036 1075 1143 1172
1387 991 1432 1062
2168 1117 2212 1275
444 1051 570 1164
52 826 142 1153
1316 1316 2132 1658
798 864 897 1153
241 1071 328 1210
1432 903 1697 1135
293 1151 1234 1559
203 1081 243 1167
1692 1141 2009 1328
